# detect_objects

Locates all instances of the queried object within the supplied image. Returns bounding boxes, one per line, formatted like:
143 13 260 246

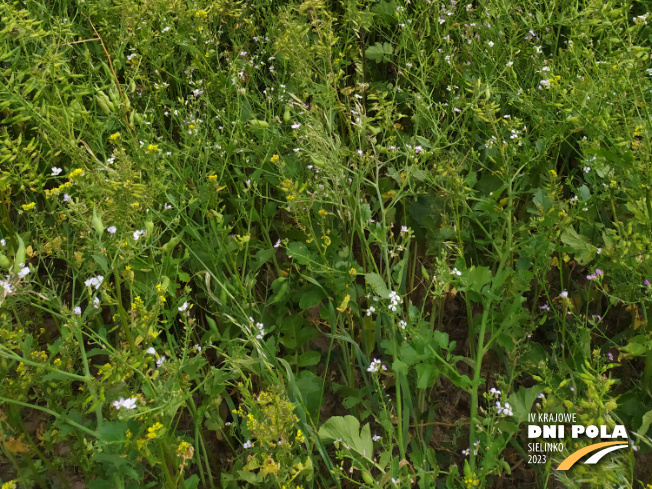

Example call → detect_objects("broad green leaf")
319 415 373 459
365 273 390 298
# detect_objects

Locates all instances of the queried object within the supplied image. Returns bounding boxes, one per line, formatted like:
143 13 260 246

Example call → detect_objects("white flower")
146 347 156 355
17 266 30 279
112 397 138 410
107 226 117 235
93 296 100 309
63 193 70 202
291 123 301 129
84 275 104 290
74 306 82 315
156 356 166 367
539 79 550 88
51 167 62 176
1 280 13 294
133 229 146 241
398 320 407 330
164 203 173 210
367 358 386 373
487 41 494 47
366 306 376 317
559 290 568 299
372 434 382 442
452 268 462 276
178 302 189 312
194 344 202 352
0 239 5 246
583 166 591 173
243 440 253 449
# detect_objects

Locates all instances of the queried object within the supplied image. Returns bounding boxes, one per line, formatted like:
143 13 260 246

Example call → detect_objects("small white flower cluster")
495 400 513 416
372 434 382 442
243 440 253 449
535 392 545 408
84 275 104 290
398 320 407 330
462 439 480 457
178 301 189 312
112 397 138 410
17 264 30 279
489 387 501 397
249 316 265 339
367 358 387 373
451 267 462 277
388 290 402 312
133 229 146 241
366 305 376 316
146 347 166 367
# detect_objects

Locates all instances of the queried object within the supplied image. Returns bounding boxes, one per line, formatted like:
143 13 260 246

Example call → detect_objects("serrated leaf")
365 42 393 63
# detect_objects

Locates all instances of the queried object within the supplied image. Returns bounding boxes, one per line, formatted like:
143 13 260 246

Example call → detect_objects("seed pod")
14 235 25 272
92 208 104 236
283 106 291 122
249 119 269 128
96 96 111 115
0 254 10 270
161 233 183 253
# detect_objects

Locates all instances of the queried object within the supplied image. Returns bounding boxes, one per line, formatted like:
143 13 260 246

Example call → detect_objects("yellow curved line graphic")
556 441 628 470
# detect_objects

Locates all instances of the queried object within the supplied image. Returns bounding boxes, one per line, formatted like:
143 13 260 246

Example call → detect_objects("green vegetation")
1 0 652 487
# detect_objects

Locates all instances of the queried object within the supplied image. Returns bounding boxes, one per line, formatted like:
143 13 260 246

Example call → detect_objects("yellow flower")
322 235 331 247
549 169 557 178
132 202 139 208
109 132 121 141
318 209 328 217
147 422 164 439
68 168 84 179
270 154 279 163
21 202 36 211
147 144 159 152
349 268 357 276
208 174 218 180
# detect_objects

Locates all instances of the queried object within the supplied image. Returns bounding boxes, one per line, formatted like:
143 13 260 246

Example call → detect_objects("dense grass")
1 0 652 487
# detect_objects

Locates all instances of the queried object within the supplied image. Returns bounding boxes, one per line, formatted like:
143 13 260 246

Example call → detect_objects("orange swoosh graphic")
556 441 628 470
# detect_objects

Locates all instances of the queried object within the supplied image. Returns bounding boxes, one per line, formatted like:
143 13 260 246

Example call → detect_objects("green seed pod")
161 233 183 253
249 119 269 128
362 471 374 485
96 96 111 115
92 208 104 236
145 220 154 236
14 235 25 272
283 106 291 122
0 254 10 270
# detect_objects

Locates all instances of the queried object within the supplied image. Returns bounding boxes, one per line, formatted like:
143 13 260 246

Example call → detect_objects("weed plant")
1 0 652 487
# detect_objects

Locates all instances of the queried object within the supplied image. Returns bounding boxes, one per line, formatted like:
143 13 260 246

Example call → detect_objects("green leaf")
507 386 543 424
365 273 390 298
370 0 398 24
560 227 596 265
319 415 373 459
637 410 652 437
287 242 317 265
466 266 492 293
365 42 393 63
297 350 321 367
